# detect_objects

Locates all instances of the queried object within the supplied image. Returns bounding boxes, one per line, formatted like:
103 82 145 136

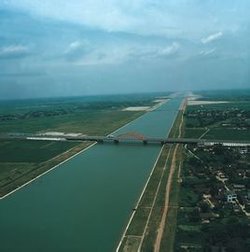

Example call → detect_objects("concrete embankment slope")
0 95 184 252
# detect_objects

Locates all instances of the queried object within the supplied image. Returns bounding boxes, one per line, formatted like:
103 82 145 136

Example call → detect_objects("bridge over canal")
2 132 250 147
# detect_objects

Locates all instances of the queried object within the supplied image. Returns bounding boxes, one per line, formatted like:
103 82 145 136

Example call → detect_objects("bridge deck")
1 134 249 146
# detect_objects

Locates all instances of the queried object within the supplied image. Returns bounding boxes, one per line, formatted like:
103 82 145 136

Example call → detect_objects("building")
226 191 237 203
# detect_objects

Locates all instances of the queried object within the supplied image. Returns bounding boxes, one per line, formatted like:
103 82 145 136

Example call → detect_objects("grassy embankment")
0 140 91 197
0 97 154 197
118 103 185 252
158 113 184 251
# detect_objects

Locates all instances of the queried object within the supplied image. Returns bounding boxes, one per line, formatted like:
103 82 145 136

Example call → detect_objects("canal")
0 95 183 252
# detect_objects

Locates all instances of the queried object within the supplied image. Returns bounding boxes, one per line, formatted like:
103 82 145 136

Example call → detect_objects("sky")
0 0 249 99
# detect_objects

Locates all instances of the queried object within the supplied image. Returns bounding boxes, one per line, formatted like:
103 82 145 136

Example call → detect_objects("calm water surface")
0 96 183 251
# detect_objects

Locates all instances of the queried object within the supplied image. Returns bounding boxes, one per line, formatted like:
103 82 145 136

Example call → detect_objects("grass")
184 128 207 138
0 94 157 134
187 101 250 111
139 146 170 208
119 236 141 252
175 206 204 248
140 143 182 252
179 186 200 207
175 229 204 250
0 110 144 134
0 140 78 163
160 145 182 252
126 207 151 236
158 109 185 252
0 163 35 188
178 225 201 232
202 128 250 140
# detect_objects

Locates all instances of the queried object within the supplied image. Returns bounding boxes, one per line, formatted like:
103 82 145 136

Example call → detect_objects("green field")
0 140 78 163
192 89 250 102
187 101 250 111
0 93 165 134
184 128 207 139
0 110 144 134
203 128 250 140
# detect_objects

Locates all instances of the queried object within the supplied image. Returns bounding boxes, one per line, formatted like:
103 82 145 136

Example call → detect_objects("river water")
0 95 183 252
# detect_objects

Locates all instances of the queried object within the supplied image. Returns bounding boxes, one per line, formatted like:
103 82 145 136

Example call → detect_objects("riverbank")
117 98 186 251
0 142 95 199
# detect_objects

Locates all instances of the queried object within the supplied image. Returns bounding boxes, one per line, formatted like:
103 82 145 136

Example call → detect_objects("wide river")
0 95 183 252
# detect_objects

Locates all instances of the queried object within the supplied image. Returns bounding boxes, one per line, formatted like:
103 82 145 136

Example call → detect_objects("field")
0 94 159 134
184 92 250 140
0 140 78 163
0 93 163 197
204 128 250 140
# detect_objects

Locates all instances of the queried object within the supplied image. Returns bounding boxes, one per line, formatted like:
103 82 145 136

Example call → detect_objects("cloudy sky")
0 0 249 99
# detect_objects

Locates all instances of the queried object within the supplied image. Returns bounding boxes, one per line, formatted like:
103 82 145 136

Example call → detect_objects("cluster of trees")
202 217 250 251
179 146 250 251
0 109 69 121
185 108 250 128
0 99 153 122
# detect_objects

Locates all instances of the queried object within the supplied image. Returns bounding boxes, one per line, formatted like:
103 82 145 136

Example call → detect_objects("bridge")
2 132 250 147
65 135 250 147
